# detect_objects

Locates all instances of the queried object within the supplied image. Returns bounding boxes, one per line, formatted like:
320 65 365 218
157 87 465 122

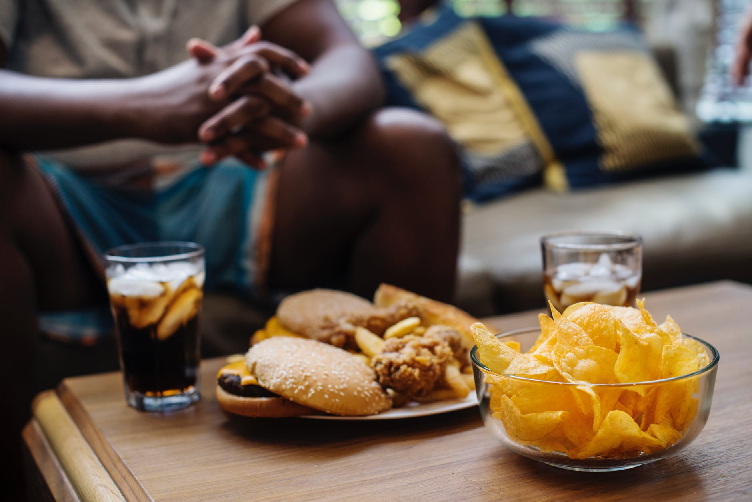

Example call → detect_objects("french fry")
355 327 385 357
414 388 460 402
462 373 476 390
412 326 426 337
444 365 470 398
385 317 421 339
352 353 370 366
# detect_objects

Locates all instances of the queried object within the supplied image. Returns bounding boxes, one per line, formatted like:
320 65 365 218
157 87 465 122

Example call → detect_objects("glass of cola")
105 242 204 412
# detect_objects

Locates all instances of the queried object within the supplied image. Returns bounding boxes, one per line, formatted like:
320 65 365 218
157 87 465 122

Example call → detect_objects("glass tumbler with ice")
105 242 205 412
541 232 642 311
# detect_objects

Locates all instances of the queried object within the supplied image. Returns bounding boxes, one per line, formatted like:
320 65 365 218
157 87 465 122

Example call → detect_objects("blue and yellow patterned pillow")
374 9 711 198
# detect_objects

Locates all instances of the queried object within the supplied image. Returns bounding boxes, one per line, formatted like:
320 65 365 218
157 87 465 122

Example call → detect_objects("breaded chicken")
370 335 453 398
424 325 465 361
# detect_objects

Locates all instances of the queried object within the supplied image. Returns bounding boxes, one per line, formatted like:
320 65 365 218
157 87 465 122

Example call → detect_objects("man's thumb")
187 38 218 64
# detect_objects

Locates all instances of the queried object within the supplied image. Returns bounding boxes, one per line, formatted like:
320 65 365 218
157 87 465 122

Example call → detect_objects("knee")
364 108 460 188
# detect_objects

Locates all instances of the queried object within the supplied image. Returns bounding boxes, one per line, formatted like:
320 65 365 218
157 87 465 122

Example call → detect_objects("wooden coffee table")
23 281 752 501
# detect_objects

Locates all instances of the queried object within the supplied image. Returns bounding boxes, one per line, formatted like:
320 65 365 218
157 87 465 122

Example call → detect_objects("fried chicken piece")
424 325 464 361
371 335 453 398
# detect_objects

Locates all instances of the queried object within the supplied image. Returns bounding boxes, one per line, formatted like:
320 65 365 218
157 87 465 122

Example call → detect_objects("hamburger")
217 285 488 418
216 337 392 417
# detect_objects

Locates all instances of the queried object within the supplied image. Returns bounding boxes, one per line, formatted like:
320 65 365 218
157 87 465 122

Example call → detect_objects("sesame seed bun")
276 289 378 346
247 337 392 416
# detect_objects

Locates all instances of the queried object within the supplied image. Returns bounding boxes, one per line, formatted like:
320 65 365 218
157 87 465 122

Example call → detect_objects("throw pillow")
373 9 547 202
478 14 710 191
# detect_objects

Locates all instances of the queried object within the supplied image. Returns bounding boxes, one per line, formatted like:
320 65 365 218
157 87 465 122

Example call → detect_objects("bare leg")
269 108 461 302
0 151 105 499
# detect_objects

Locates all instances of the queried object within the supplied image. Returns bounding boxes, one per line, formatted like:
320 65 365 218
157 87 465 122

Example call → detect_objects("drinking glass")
541 231 642 312
105 242 205 412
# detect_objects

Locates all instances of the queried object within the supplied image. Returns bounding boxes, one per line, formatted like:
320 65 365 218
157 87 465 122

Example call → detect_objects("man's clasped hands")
140 26 311 170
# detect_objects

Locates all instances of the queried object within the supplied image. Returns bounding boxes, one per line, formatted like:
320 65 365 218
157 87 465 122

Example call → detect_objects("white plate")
301 393 478 420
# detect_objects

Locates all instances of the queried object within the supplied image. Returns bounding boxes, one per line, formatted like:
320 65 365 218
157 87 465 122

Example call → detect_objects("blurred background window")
697 0 752 123
338 0 752 126
335 0 656 46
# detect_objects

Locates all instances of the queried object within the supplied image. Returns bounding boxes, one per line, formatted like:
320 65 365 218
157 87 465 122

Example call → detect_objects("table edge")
55 381 153 501
22 419 80 502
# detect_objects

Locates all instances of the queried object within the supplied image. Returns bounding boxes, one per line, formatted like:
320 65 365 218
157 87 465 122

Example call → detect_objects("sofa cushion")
461 168 752 313
477 15 713 192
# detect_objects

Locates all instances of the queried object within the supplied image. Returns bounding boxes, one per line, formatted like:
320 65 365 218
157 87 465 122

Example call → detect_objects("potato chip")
561 302 589 318
503 340 521 352
680 338 711 368
511 383 581 416
548 301 562 320
496 395 569 442
615 390 638 417
603 305 647 332
614 327 663 386
661 344 703 379
471 322 518 373
575 385 622 432
475 301 710 460
532 335 558 366
553 345 618 384
634 324 672 347
530 314 556 352
577 410 662 459
555 316 594 347
564 303 619 351
558 413 596 450
505 354 557 379
659 315 683 342
637 298 658 328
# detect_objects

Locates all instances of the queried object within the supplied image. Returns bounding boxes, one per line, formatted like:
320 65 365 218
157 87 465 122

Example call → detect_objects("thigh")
267 107 461 298
268 122 383 291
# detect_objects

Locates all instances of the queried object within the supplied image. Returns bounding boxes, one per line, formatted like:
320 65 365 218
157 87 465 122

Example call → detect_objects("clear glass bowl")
471 328 719 472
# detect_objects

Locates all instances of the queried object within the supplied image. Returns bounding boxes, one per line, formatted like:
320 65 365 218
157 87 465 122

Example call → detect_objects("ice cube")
626 274 642 288
194 270 205 288
555 262 591 281
107 278 163 298
589 253 613 277
563 279 622 297
592 285 628 306
164 262 198 290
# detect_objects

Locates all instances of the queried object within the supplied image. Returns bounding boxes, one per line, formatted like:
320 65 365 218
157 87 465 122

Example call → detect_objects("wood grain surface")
32 392 125 501
32 282 752 501
22 420 80 502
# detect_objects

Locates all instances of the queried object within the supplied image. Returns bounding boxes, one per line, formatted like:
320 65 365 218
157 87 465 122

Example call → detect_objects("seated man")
0 0 461 497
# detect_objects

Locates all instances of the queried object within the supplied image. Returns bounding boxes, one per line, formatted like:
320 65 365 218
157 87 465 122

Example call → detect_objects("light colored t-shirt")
0 0 298 180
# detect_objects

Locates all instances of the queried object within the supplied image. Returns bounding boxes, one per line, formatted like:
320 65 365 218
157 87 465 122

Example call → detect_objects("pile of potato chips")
472 300 711 459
